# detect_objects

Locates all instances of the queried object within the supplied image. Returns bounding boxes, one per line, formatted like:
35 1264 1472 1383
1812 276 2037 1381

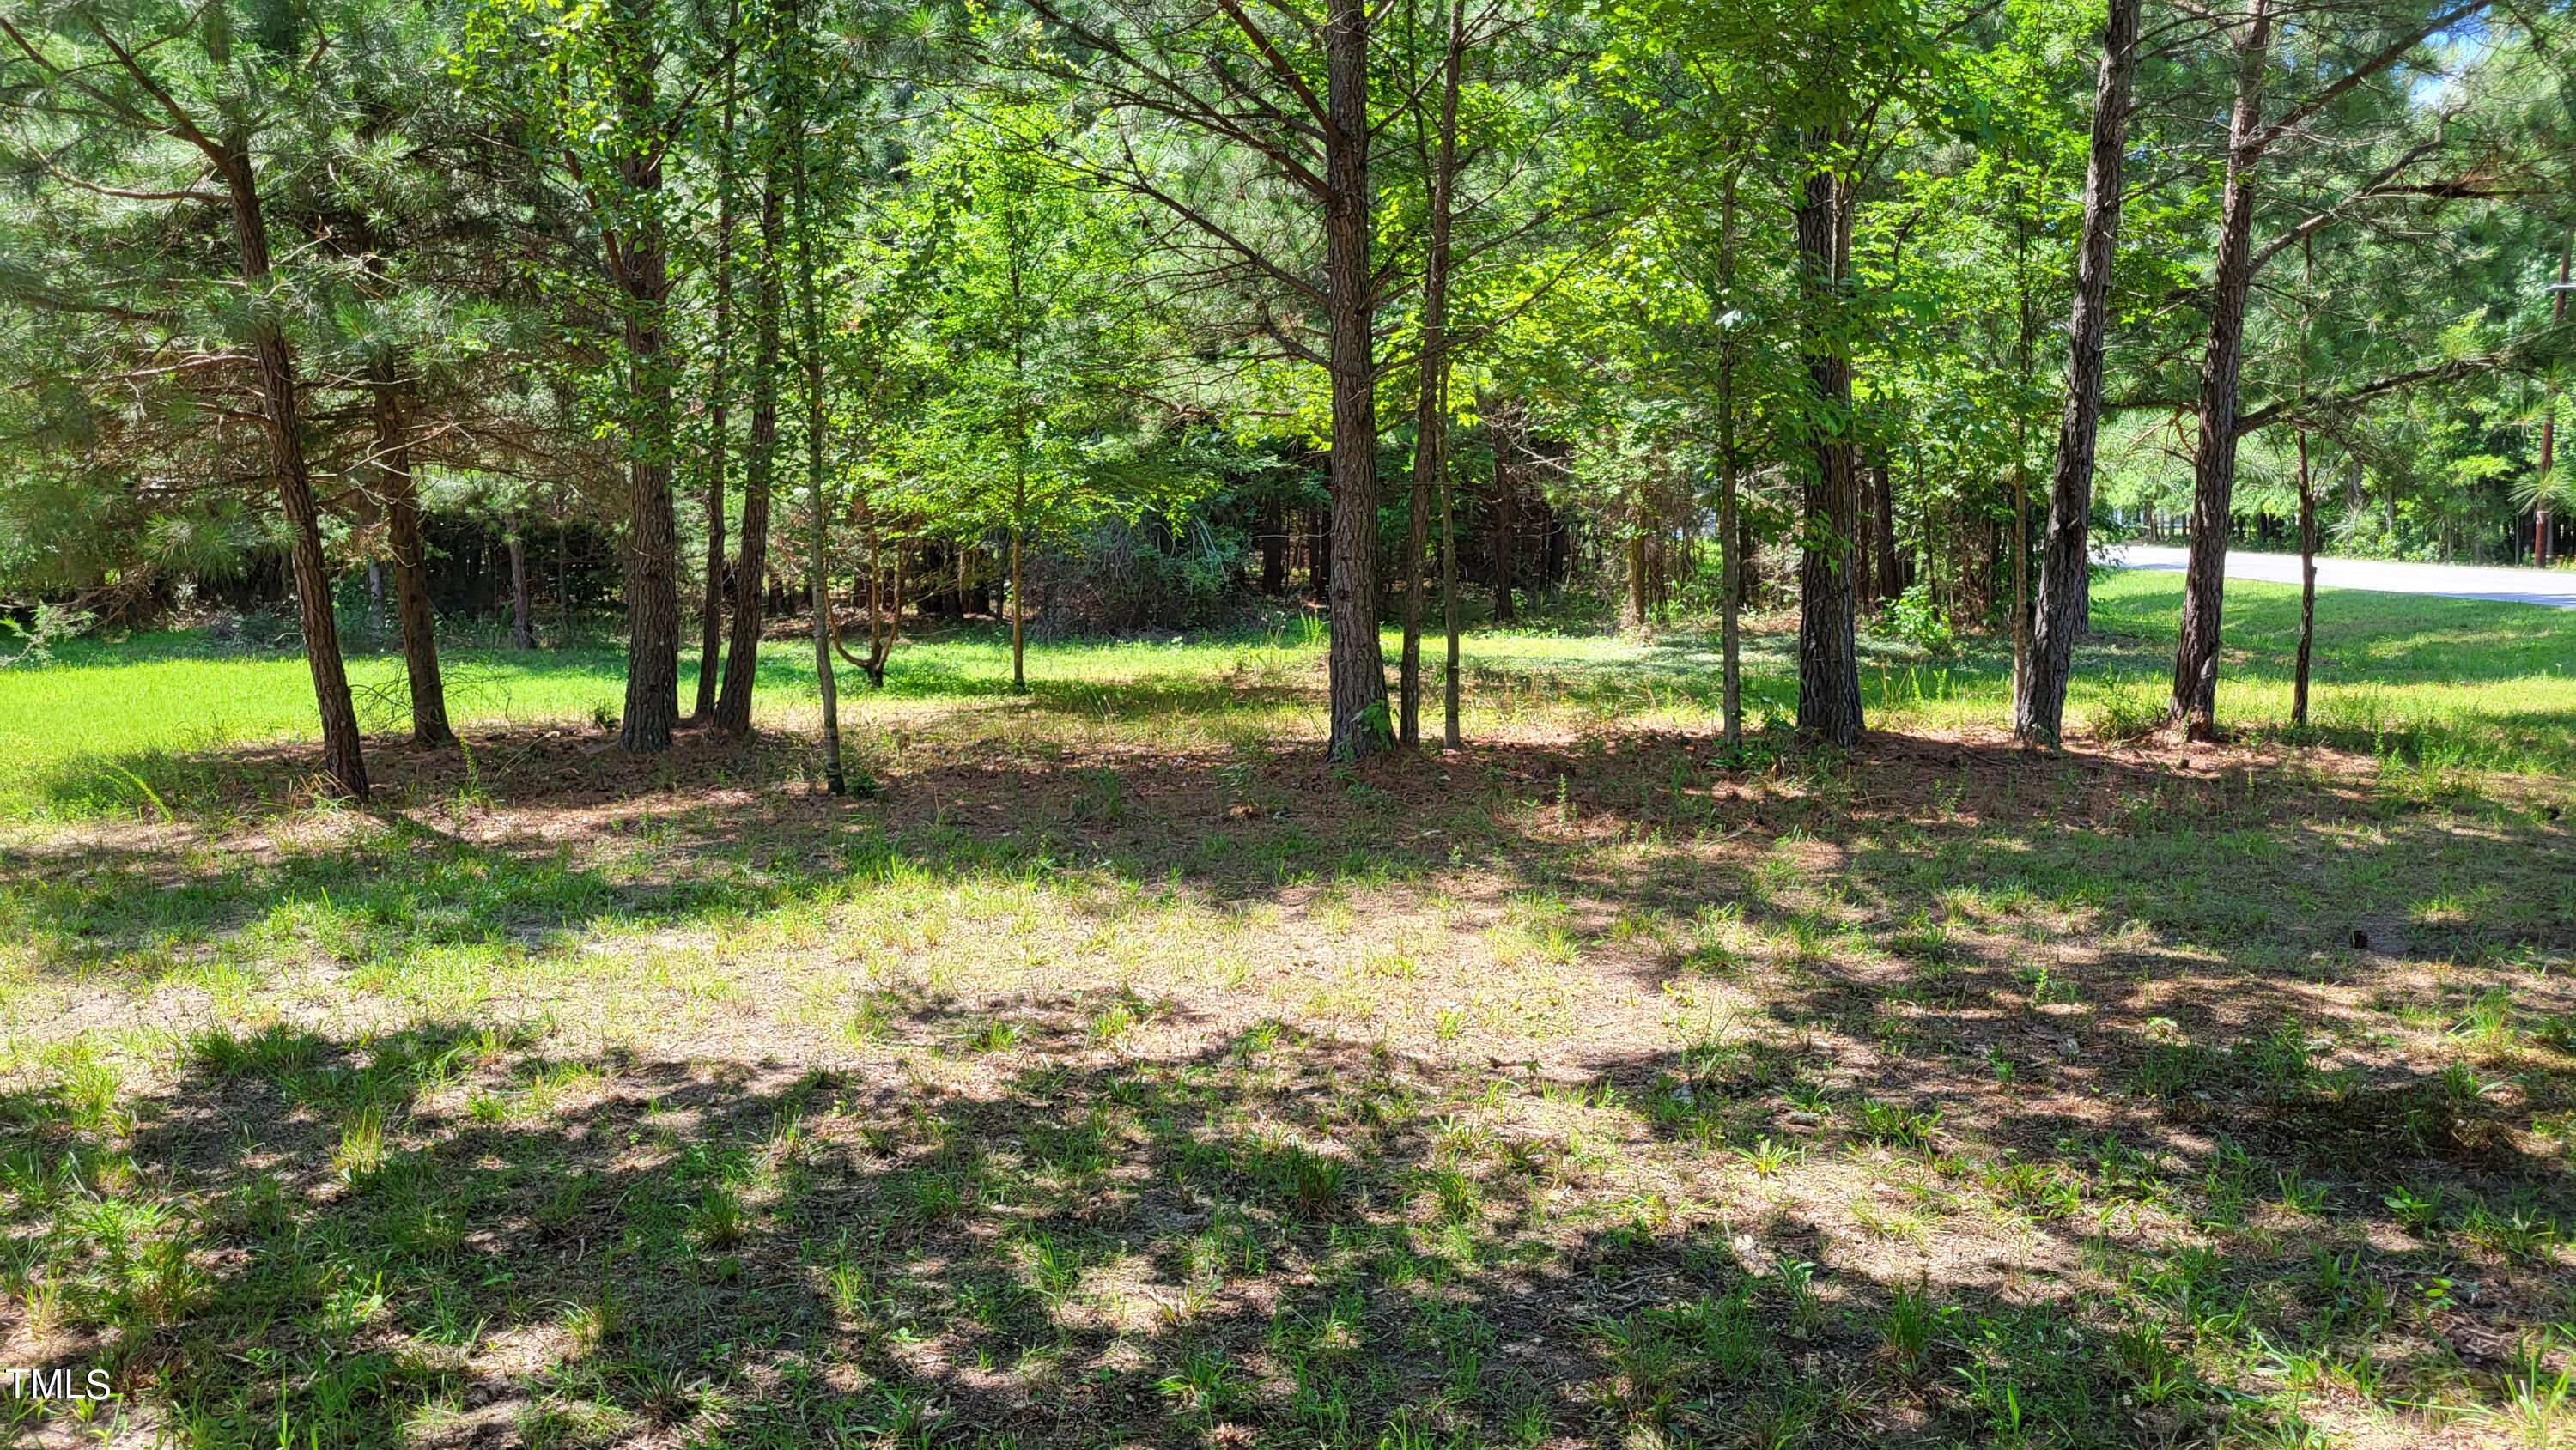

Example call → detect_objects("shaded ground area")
4 696 2573 1448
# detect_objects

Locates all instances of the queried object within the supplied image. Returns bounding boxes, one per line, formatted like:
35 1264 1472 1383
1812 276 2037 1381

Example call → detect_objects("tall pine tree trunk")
1398 0 1464 749
1321 0 1388 760
790 46 846 795
2170 0 2273 739
223 143 368 798
611 0 681 754
695 34 738 722
2293 429 2318 725
714 178 783 737
1794 142 1862 747
374 378 453 746
1717 172 1744 749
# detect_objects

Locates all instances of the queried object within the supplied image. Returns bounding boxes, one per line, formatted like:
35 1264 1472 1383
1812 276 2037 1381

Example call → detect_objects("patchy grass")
9 570 2575 824
1 579 2573 1447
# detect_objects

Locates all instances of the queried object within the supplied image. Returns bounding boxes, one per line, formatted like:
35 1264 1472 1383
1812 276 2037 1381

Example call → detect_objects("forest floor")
2 573 2573 1449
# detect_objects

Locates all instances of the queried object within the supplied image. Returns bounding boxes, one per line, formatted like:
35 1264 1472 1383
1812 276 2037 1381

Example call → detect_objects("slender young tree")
694 17 740 722
786 3 847 795
1398 0 1466 749
1716 170 1746 750
2531 236 2571 564
2168 0 2491 737
1015 0 1396 758
1440 423 1463 749
714 170 782 737
2015 0 2141 744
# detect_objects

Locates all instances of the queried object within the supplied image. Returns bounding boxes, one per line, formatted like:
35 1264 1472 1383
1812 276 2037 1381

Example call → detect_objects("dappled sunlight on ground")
5 582 2576 1446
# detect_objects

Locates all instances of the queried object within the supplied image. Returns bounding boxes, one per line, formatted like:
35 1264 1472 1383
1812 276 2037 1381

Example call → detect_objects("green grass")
6 570 2573 822
1 573 2572 1447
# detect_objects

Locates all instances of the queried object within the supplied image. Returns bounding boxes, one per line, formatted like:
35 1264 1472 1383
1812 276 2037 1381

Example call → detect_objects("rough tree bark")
713 177 782 737
609 0 681 754
694 33 738 722
1321 0 1390 760
226 144 369 797
1717 171 1744 749
1793 144 1862 748
2014 0 2138 743
2169 0 2273 739
2293 428 2318 725
373 379 453 746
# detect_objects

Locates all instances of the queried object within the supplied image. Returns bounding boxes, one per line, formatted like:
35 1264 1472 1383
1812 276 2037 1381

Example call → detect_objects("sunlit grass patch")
0 593 2570 1446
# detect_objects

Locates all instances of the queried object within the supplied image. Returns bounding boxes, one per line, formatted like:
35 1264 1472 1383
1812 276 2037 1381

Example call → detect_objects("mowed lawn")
1 571 2573 1449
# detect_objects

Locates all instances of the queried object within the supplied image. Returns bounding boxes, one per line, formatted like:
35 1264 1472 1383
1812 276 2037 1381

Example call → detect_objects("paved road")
2111 544 2576 610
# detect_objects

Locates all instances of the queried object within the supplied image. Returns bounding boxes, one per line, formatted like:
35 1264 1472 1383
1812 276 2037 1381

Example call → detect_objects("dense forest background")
1 0 2569 791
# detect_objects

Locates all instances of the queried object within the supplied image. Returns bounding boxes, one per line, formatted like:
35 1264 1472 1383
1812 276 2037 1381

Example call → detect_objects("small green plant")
1287 1149 1349 1218
332 1106 387 1182
1878 1281 1943 1374
1071 767 1127 824
687 1186 746 1248
1883 583 1957 658
1023 1231 1084 1309
827 1259 873 1319
2275 1172 2329 1216
0 603 94 669
1738 1136 1801 1177
2457 1196 2558 1262
1890 909 1953 962
1154 1347 1241 1418
2087 683 2167 743
2383 1182 2442 1233
1854 1097 1939 1151
963 1019 1023 1053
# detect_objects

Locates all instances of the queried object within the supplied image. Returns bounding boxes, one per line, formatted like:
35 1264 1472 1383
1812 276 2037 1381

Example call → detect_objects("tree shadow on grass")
8 722 2576 1442
16 998 2542 1449
10 722 2571 993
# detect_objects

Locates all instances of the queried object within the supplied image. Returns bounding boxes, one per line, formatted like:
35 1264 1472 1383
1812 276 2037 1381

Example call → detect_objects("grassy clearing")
6 572 2572 826
2 574 2573 1447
